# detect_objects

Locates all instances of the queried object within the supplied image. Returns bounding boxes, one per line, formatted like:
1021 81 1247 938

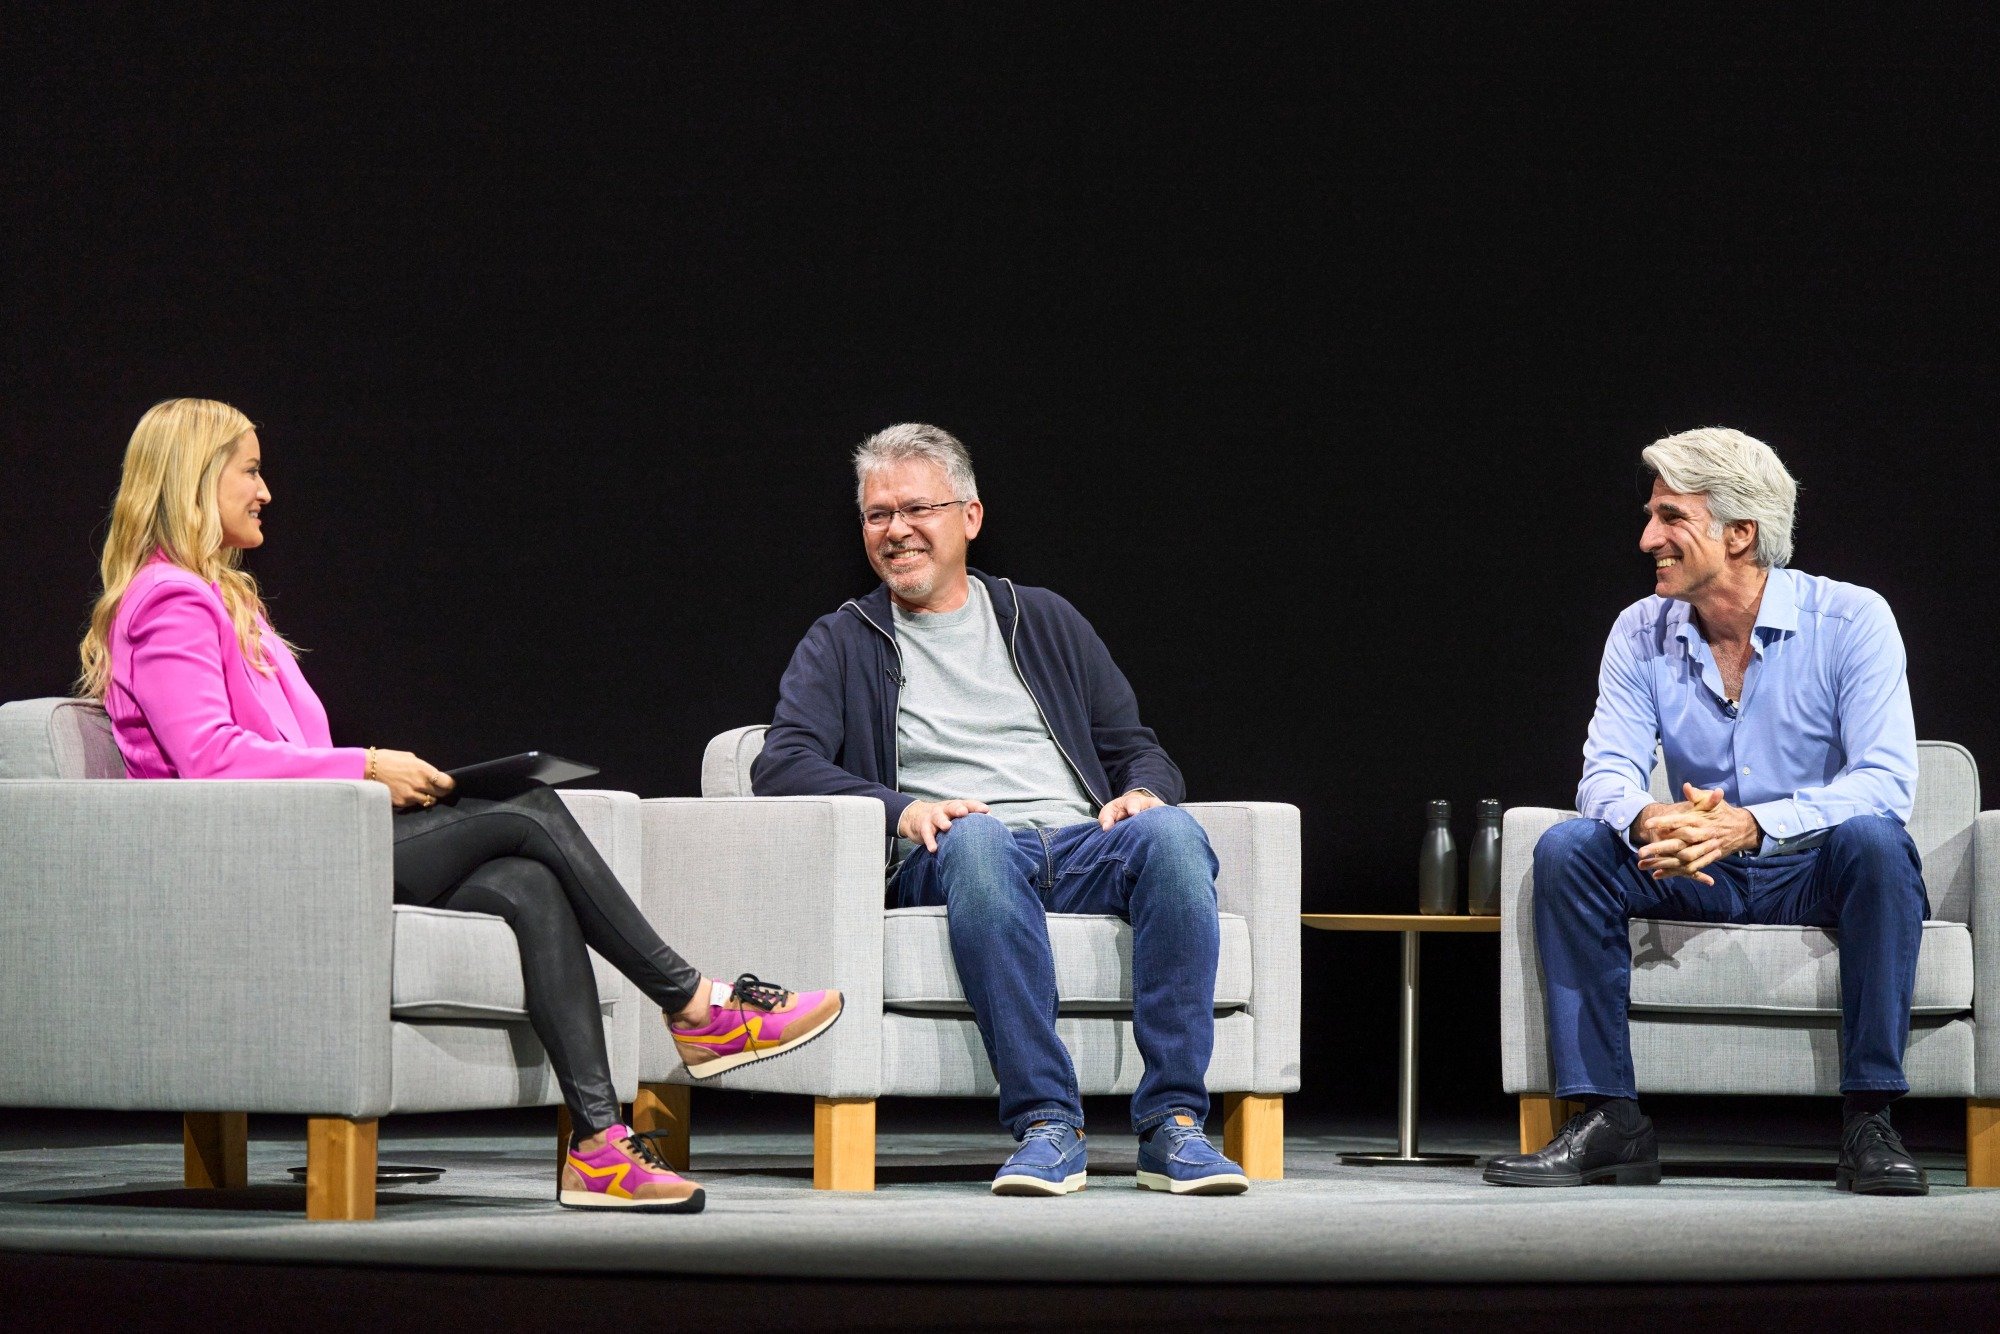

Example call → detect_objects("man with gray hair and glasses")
752 423 1247 1197
1484 427 1930 1194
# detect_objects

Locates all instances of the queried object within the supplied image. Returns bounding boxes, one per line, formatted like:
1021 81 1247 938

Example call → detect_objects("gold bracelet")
365 747 379 782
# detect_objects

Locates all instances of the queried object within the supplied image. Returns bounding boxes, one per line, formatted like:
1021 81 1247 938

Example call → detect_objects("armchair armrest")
1183 802 1302 1094
0 779 395 1116
1500 806 1576 1094
1976 811 2000 1097
638 795 886 1097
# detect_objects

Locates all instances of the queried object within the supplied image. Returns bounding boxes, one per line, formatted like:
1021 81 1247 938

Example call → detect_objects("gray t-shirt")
892 578 1097 846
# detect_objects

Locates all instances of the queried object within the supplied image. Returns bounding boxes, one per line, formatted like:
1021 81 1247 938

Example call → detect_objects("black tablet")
444 752 600 802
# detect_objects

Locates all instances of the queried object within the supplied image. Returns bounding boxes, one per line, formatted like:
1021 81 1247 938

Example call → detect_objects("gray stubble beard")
886 570 935 601
878 547 935 602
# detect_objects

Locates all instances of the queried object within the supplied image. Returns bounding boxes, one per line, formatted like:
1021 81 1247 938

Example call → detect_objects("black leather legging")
391 785 703 1138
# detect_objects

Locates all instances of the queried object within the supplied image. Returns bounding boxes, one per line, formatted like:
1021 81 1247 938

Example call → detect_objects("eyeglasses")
860 499 968 529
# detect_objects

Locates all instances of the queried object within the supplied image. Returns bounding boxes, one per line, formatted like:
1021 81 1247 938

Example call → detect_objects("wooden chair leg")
1518 1095 1584 1153
183 1112 247 1189
1968 1099 2000 1187
814 1096 876 1191
632 1081 692 1171
1222 1092 1285 1180
305 1116 377 1221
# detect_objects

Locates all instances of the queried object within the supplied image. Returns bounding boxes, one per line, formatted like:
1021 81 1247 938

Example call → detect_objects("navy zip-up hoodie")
751 569 1186 839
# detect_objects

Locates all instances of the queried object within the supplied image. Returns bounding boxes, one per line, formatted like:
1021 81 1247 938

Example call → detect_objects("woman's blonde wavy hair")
78 398 288 699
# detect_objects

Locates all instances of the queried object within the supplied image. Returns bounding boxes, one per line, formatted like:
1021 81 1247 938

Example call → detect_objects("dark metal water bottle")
1467 798 1502 915
1418 799 1458 915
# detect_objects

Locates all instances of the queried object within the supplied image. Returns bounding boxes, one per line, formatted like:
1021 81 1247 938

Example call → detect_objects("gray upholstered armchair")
1501 741 2000 1184
0 697 643 1219
624 725 1301 1190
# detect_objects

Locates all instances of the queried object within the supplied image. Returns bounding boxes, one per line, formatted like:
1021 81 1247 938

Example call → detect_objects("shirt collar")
1754 565 1799 636
1667 598 1698 653
1668 565 1797 653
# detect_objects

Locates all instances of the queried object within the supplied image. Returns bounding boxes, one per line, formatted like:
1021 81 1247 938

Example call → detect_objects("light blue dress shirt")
1578 565 1917 854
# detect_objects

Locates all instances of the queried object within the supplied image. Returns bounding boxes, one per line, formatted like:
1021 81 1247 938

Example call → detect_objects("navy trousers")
1533 814 1928 1099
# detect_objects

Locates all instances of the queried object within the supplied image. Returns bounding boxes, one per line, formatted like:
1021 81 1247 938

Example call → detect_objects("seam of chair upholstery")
1636 918 1962 932
392 1001 618 1019
393 904 508 923
883 1001 1254 1014
1629 1003 1972 1017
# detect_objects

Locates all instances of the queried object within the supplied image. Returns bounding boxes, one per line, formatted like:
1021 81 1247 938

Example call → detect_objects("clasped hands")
896 789 1164 852
1631 782 1763 885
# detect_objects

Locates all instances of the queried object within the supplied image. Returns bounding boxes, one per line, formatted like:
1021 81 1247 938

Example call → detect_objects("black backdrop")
6 8 1997 1123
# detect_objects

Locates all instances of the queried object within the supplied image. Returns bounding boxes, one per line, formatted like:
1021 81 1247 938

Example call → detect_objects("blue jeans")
1533 814 1929 1099
892 808 1222 1137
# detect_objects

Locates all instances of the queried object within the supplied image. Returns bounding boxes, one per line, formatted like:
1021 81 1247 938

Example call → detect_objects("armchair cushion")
881 907 1254 1013
390 905 620 1020
1628 918 1972 1017
0 696 126 779
702 726 765 799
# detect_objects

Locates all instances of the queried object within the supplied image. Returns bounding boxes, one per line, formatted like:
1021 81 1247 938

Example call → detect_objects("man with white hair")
1483 428 1930 1194
753 423 1247 1197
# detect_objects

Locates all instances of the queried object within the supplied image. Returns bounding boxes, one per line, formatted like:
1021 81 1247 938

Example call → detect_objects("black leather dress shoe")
1482 1107 1662 1187
1836 1112 1928 1196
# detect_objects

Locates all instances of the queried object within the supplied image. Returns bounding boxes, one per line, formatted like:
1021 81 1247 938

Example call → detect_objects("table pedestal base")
1338 1150 1479 1167
1356 927 1482 1169
1304 915 1502 1172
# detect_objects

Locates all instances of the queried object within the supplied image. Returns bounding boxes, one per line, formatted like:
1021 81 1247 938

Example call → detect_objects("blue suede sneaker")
992 1122 1088 1196
1137 1112 1250 1195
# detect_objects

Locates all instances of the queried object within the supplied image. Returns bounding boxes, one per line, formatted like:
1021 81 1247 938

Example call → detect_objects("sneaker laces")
622 1130 679 1174
1020 1122 1073 1149
730 973 791 1011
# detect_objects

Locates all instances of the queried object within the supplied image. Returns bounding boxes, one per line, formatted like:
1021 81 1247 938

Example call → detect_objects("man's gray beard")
886 567 936 601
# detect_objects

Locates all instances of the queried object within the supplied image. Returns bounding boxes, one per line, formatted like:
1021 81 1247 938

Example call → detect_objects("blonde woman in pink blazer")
81 399 843 1214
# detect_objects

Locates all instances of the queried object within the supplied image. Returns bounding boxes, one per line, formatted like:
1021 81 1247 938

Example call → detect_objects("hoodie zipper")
851 580 1104 814
843 598 905 793
999 578 1105 809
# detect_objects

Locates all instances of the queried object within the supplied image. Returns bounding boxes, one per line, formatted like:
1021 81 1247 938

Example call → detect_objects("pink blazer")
107 556 367 781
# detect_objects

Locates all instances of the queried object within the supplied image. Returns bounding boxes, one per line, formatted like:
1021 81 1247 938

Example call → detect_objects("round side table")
1302 912 1500 1166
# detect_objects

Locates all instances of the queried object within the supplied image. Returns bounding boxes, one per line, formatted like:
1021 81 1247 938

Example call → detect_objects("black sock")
1844 1091 1897 1124
1578 1095 1643 1128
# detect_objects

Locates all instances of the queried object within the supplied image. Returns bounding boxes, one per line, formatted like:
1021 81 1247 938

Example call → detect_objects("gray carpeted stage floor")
3 1112 1999 1285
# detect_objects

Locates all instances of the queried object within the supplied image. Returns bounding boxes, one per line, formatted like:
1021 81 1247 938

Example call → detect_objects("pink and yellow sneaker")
670 973 844 1080
559 1125 705 1213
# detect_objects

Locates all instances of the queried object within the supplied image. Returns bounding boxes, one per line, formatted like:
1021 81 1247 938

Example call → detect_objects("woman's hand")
371 749 455 809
